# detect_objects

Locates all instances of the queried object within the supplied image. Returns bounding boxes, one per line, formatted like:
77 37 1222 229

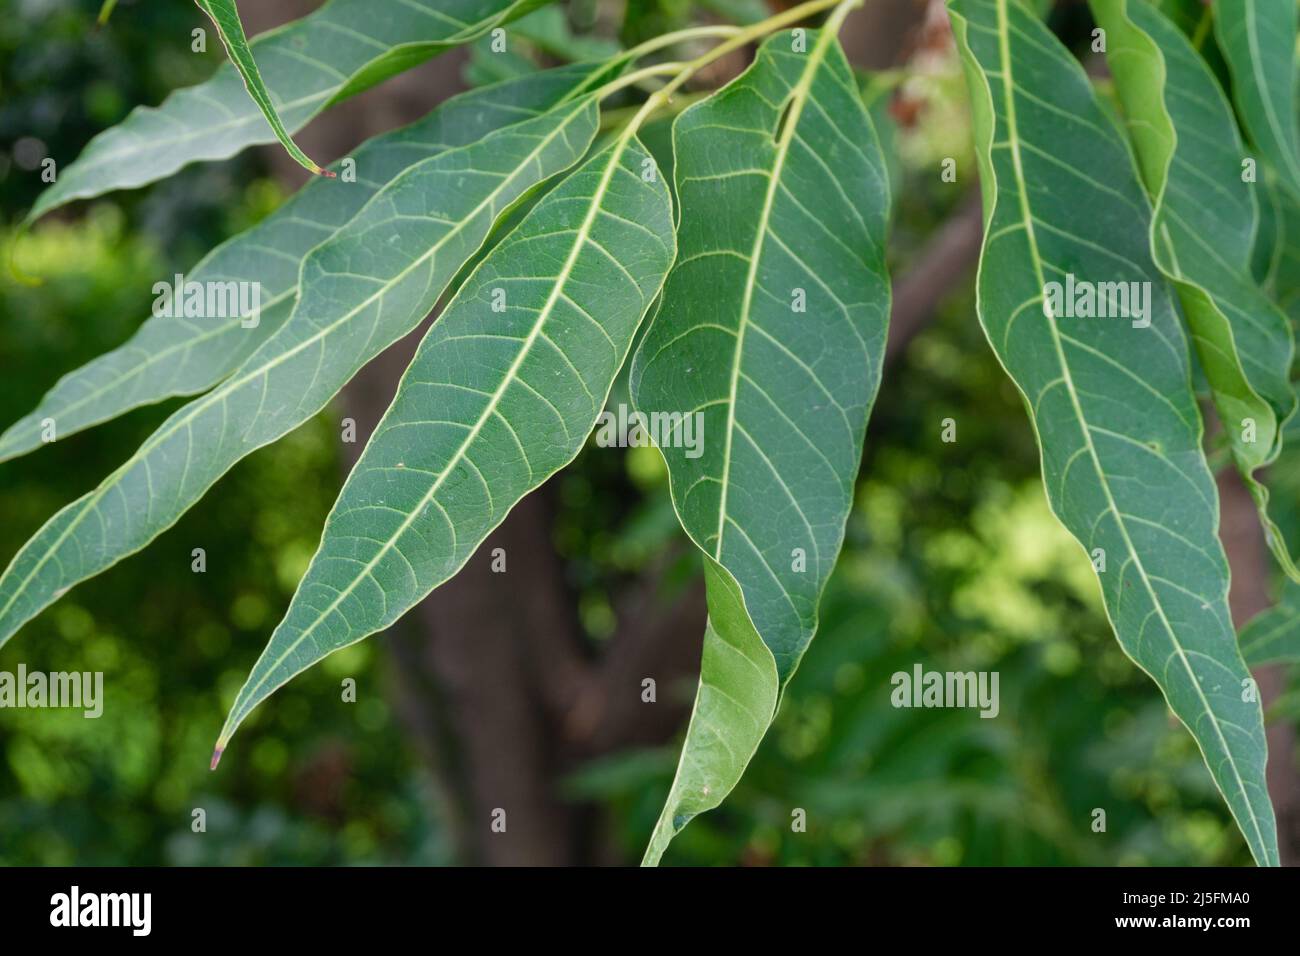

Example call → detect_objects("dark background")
0 0 1296 866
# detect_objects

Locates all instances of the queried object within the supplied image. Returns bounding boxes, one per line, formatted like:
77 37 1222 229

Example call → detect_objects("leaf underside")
217 127 676 751
631 28 892 864
3 0 1291 872
1214 0 1300 201
195 0 332 176
1091 0 1298 579
28 0 547 221
1 64 612 464
1254 172 1300 322
950 0 1276 865
0 93 602 651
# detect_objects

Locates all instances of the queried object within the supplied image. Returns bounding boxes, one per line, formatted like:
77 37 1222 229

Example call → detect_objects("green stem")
599 91 708 130
623 23 745 61
595 0 862 127
658 0 859 100
595 61 687 100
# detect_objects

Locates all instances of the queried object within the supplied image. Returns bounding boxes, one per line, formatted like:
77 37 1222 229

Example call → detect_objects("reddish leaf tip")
209 746 224 771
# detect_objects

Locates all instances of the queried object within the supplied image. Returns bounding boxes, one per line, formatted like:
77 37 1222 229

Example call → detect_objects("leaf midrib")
1142 19 1281 447
987 0 1268 858
1241 0 1300 185
712 24 843 565
1140 12 1265 404
67 9 513 177
223 122 646 734
5 114 534 456
0 105 589 628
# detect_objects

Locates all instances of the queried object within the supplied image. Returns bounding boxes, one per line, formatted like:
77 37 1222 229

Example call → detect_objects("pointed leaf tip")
195 0 337 179
32 0 549 222
209 746 223 771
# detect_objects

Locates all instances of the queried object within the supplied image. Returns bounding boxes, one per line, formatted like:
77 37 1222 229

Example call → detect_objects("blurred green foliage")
0 1 446 865
0 0 1258 866
0 203 450 864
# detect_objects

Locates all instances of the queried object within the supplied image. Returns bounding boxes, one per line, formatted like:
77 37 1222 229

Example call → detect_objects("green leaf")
0 64 611 464
28 0 547 221
630 25 891 863
1091 0 1299 579
1155 0 1230 86
195 0 333 177
1253 170 1300 322
860 73 903 206
1241 584 1300 665
1214 0 1300 197
0 95 600 650
640 558 779 866
215 125 675 756
699 0 773 26
509 6 623 62
949 0 1277 865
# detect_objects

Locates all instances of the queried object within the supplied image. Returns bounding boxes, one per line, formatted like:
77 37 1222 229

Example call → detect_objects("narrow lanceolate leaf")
195 0 334 176
630 25 891 863
1092 0 1299 580
950 0 1277 865
0 64 610 465
216 128 675 757
1240 584 1300 665
0 98 600 650
1213 0 1300 197
638 558 779 866
27 0 546 221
